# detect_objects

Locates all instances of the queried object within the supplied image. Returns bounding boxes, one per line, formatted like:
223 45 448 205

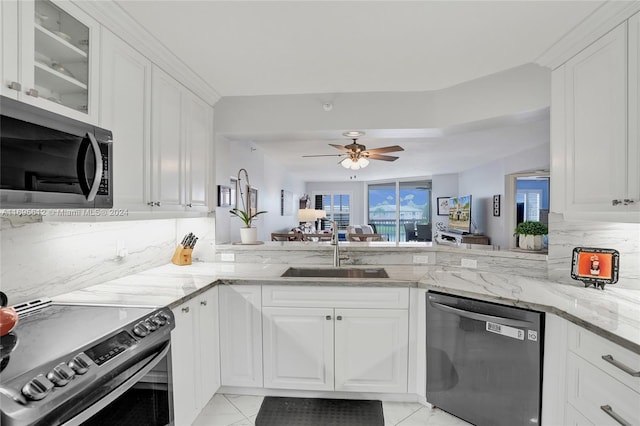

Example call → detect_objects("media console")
437 231 490 246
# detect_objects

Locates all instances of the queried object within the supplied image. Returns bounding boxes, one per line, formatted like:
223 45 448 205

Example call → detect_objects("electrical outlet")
461 258 477 268
220 253 235 262
413 255 429 264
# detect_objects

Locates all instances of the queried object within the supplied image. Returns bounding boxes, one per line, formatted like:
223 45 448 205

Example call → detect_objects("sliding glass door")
368 181 431 242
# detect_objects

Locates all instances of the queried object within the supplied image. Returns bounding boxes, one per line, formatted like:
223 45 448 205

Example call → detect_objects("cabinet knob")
7 81 21 91
154 202 161 207
181 306 190 313
325 315 331 320
336 316 342 321
200 300 207 306
612 199 623 206
147 202 154 206
186 203 192 208
623 199 636 205
25 88 39 97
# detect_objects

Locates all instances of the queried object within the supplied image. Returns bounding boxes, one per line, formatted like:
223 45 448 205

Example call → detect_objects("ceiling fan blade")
302 154 346 158
363 145 404 154
366 153 399 161
329 144 351 152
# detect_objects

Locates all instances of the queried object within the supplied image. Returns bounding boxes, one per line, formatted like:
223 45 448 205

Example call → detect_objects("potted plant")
231 208 267 244
514 221 548 250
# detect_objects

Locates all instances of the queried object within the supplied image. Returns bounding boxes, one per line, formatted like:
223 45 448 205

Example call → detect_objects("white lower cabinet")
262 286 409 394
564 323 640 426
334 308 408 393
219 285 263 387
263 307 334 391
171 287 220 426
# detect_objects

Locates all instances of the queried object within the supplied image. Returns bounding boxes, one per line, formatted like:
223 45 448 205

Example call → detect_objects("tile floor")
192 394 472 426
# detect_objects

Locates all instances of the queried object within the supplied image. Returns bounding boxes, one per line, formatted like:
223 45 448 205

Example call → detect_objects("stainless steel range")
0 299 175 426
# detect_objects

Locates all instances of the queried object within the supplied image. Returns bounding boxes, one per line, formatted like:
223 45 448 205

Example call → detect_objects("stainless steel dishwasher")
426 291 544 426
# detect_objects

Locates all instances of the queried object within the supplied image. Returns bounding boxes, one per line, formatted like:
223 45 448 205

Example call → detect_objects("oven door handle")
62 342 170 426
429 300 533 328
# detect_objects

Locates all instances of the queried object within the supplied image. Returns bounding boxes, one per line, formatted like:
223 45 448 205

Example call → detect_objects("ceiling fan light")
357 157 369 168
342 130 365 139
341 158 354 168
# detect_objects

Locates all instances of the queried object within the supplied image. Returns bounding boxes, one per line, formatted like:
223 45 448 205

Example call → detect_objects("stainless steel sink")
281 267 389 278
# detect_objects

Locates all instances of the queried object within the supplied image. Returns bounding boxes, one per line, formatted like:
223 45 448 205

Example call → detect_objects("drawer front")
262 286 409 309
568 324 640 393
566 351 640 426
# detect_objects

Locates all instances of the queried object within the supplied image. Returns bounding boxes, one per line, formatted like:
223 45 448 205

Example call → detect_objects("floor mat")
255 396 384 426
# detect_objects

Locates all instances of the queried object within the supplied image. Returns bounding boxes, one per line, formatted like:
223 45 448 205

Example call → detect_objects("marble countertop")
52 262 640 354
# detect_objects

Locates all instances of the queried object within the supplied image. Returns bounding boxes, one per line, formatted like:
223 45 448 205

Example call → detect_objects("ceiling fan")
303 131 404 170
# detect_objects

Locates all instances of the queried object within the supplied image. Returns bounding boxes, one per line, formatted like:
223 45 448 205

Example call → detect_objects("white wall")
213 64 550 135
214 136 306 243
458 143 550 248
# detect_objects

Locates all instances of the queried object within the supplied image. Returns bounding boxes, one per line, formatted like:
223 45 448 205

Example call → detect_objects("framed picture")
249 187 258 215
570 247 620 289
437 197 450 216
493 194 501 217
281 190 293 216
218 185 232 207
230 177 238 209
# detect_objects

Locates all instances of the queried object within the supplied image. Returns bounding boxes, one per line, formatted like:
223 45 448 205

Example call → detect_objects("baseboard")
218 386 422 403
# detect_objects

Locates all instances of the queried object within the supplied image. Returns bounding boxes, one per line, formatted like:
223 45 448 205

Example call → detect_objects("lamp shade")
298 208 317 222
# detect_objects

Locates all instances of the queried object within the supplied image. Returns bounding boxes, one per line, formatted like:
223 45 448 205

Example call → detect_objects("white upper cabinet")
1 0 100 123
552 15 640 221
100 29 152 210
150 66 212 212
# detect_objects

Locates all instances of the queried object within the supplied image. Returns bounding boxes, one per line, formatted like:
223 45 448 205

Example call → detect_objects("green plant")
514 221 548 236
230 208 267 228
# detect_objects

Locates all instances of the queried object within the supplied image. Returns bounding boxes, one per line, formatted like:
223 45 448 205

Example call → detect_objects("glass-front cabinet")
1 0 99 123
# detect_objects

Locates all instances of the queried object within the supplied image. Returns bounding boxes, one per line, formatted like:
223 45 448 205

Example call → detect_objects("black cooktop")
0 304 155 382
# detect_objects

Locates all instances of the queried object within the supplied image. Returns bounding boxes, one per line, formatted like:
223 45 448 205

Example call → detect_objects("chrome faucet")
330 221 348 267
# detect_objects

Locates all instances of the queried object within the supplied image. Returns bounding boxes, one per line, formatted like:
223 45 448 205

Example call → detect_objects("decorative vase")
240 227 258 244
519 234 543 250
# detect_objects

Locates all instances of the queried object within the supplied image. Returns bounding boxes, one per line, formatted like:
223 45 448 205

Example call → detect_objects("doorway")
505 172 550 249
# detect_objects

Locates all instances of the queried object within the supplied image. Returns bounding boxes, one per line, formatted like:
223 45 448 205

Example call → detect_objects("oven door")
62 343 173 426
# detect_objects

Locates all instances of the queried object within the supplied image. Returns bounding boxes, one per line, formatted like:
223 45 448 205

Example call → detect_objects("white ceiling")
115 1 604 181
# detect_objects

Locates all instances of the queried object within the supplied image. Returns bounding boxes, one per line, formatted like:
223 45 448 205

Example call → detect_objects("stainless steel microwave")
0 96 113 209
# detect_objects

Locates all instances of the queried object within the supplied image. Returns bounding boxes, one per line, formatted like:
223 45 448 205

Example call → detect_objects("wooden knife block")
171 245 192 266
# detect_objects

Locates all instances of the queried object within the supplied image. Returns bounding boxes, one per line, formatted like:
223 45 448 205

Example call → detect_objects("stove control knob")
150 314 166 326
133 322 150 337
158 311 172 324
68 353 92 375
47 363 76 387
143 318 158 331
22 374 54 400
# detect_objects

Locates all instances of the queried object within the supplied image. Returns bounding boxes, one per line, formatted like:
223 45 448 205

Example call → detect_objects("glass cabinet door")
33 0 89 113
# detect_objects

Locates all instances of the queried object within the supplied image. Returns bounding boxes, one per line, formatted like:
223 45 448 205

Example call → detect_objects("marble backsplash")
548 213 640 290
0 216 216 304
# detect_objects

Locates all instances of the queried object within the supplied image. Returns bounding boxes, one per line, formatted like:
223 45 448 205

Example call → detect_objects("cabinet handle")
155 202 161 206
623 199 636 205
181 307 190 313
147 202 154 206
601 354 640 377
200 300 207 306
7 81 21 91
600 405 632 426
186 203 192 208
336 316 342 321
325 315 331 320
25 88 39 97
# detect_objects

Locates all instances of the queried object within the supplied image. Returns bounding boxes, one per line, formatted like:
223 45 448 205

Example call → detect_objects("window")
313 192 351 231
368 181 431 242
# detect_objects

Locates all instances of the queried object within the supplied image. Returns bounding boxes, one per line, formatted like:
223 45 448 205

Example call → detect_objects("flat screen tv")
448 195 472 234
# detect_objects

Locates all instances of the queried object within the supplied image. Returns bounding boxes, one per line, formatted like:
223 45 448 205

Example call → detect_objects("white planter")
240 227 258 244
518 234 544 251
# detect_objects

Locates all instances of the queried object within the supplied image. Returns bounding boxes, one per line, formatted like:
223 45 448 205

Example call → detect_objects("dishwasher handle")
429 300 533 328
